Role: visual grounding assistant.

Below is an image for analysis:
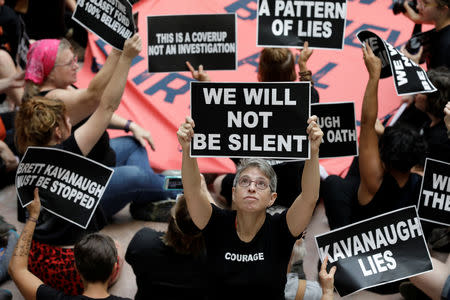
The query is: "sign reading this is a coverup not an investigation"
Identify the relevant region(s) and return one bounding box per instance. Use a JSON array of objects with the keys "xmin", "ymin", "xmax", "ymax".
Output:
[
  {"xmin": 16, "ymin": 147, "xmax": 114, "ymax": 229},
  {"xmin": 190, "ymin": 82, "xmax": 310, "ymax": 159},
  {"xmin": 147, "ymin": 14, "xmax": 237, "ymax": 73}
]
